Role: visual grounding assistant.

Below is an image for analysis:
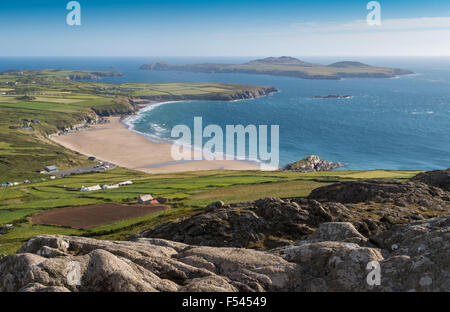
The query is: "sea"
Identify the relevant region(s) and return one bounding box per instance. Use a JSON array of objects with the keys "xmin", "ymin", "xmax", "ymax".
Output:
[{"xmin": 0, "ymin": 56, "xmax": 449, "ymax": 170}]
